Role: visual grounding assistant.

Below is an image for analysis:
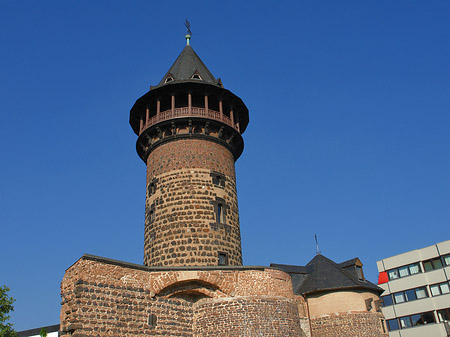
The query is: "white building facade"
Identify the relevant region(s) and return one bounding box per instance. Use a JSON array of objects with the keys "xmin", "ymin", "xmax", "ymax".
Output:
[
  {"xmin": 377, "ymin": 240, "xmax": 450, "ymax": 337},
  {"xmin": 17, "ymin": 324, "xmax": 59, "ymax": 337}
]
